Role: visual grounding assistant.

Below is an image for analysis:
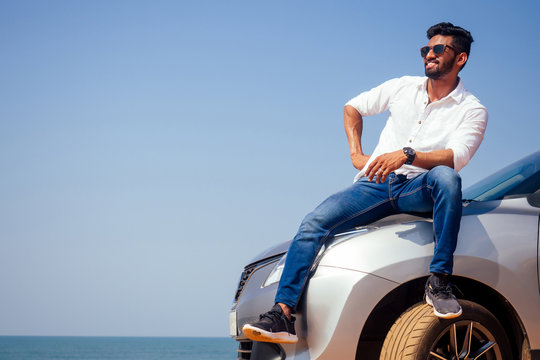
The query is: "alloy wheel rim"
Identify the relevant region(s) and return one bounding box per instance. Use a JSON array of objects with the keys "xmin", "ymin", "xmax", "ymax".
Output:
[{"xmin": 428, "ymin": 320, "xmax": 503, "ymax": 360}]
